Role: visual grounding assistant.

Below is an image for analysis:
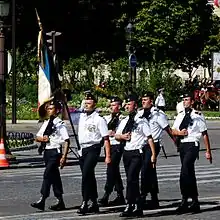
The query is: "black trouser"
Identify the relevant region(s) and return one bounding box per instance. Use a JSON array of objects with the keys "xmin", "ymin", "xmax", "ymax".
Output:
[
  {"xmin": 104, "ymin": 144, "xmax": 124, "ymax": 194},
  {"xmin": 40, "ymin": 148, "xmax": 63, "ymax": 198},
  {"xmin": 141, "ymin": 142, "xmax": 161, "ymax": 197},
  {"xmin": 179, "ymin": 142, "xmax": 199, "ymax": 199},
  {"xmin": 123, "ymin": 149, "xmax": 142, "ymax": 204},
  {"xmin": 79, "ymin": 145, "xmax": 101, "ymax": 202}
]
